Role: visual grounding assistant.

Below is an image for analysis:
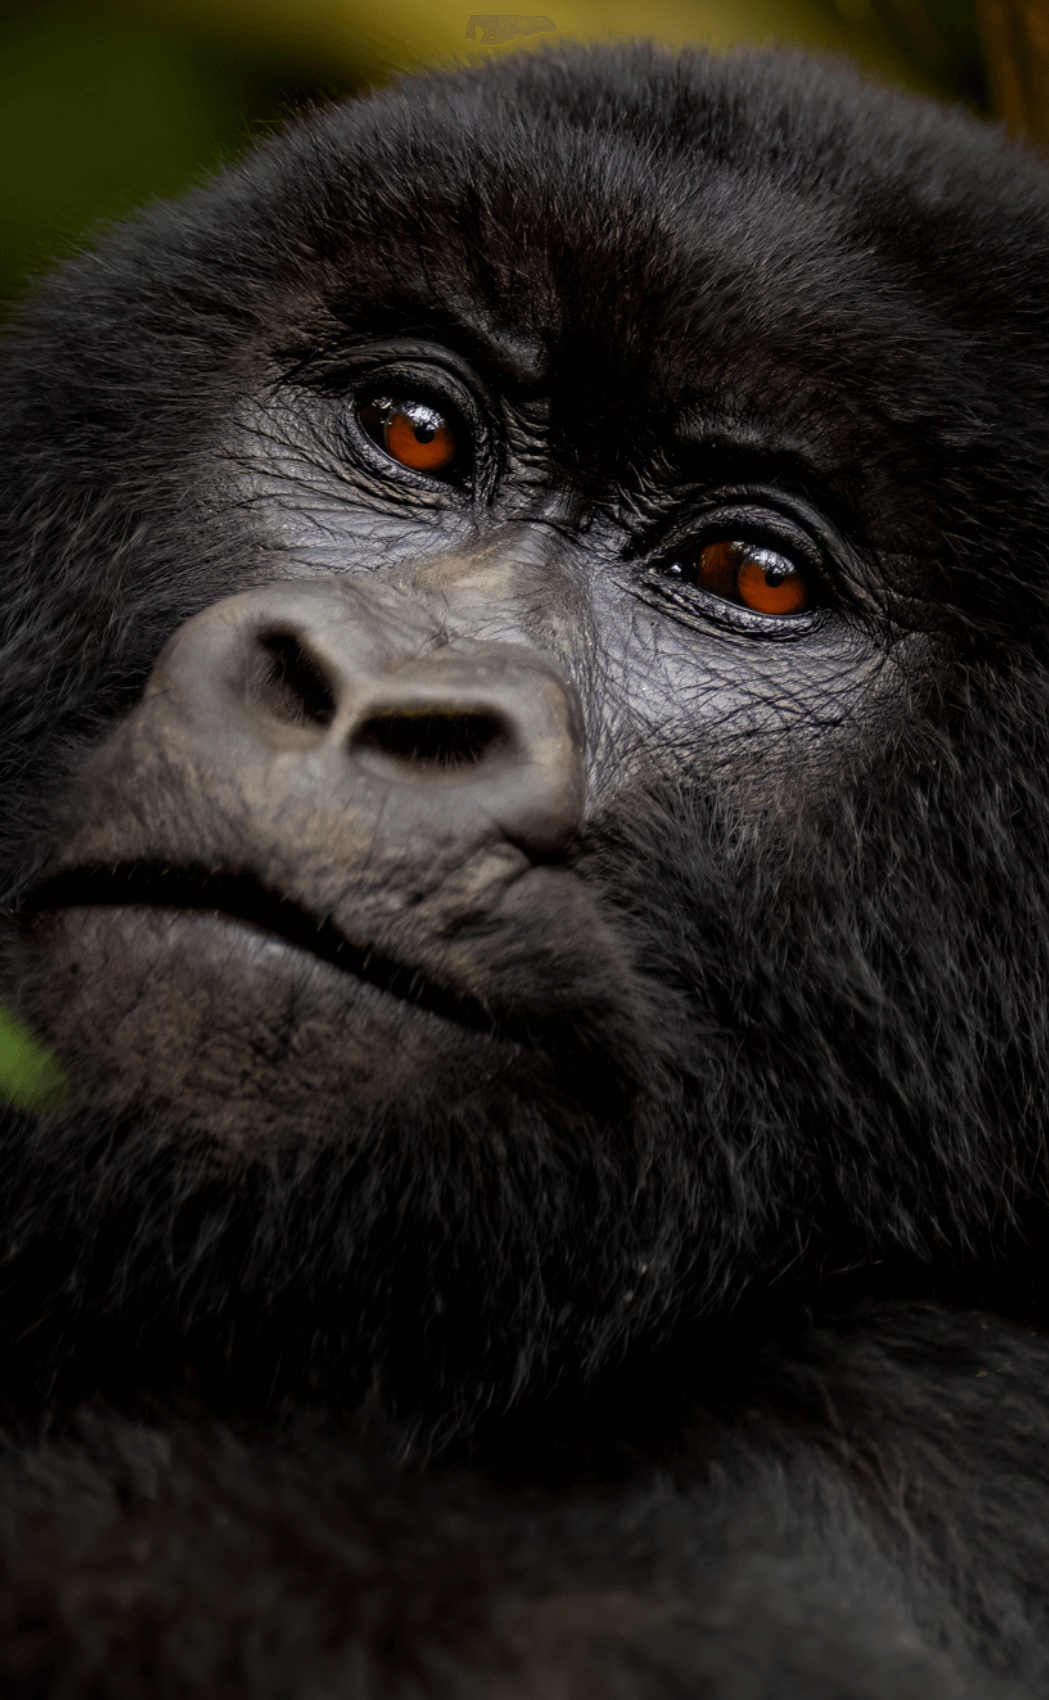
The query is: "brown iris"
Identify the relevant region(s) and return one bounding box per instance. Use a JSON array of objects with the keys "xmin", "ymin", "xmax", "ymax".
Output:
[
  {"xmin": 681, "ymin": 539, "xmax": 810, "ymax": 616},
  {"xmin": 359, "ymin": 398, "xmax": 458, "ymax": 474}
]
